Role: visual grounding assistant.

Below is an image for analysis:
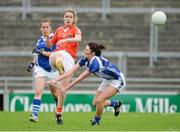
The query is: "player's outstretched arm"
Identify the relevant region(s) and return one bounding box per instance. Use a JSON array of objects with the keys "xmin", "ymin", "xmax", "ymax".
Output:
[
  {"xmin": 59, "ymin": 69, "xmax": 91, "ymax": 95},
  {"xmin": 32, "ymin": 48, "xmax": 52, "ymax": 57}
]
